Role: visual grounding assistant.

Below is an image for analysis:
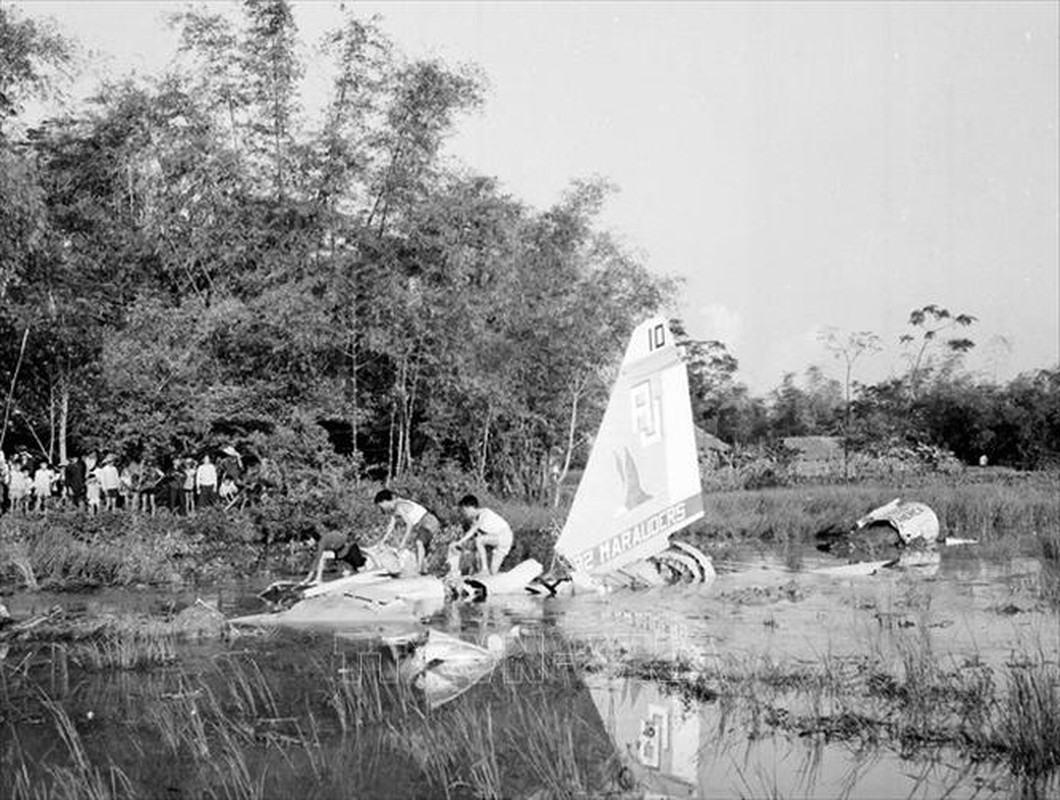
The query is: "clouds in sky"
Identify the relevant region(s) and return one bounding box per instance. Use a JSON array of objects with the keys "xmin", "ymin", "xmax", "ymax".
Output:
[{"xmin": 698, "ymin": 303, "xmax": 744, "ymax": 347}]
